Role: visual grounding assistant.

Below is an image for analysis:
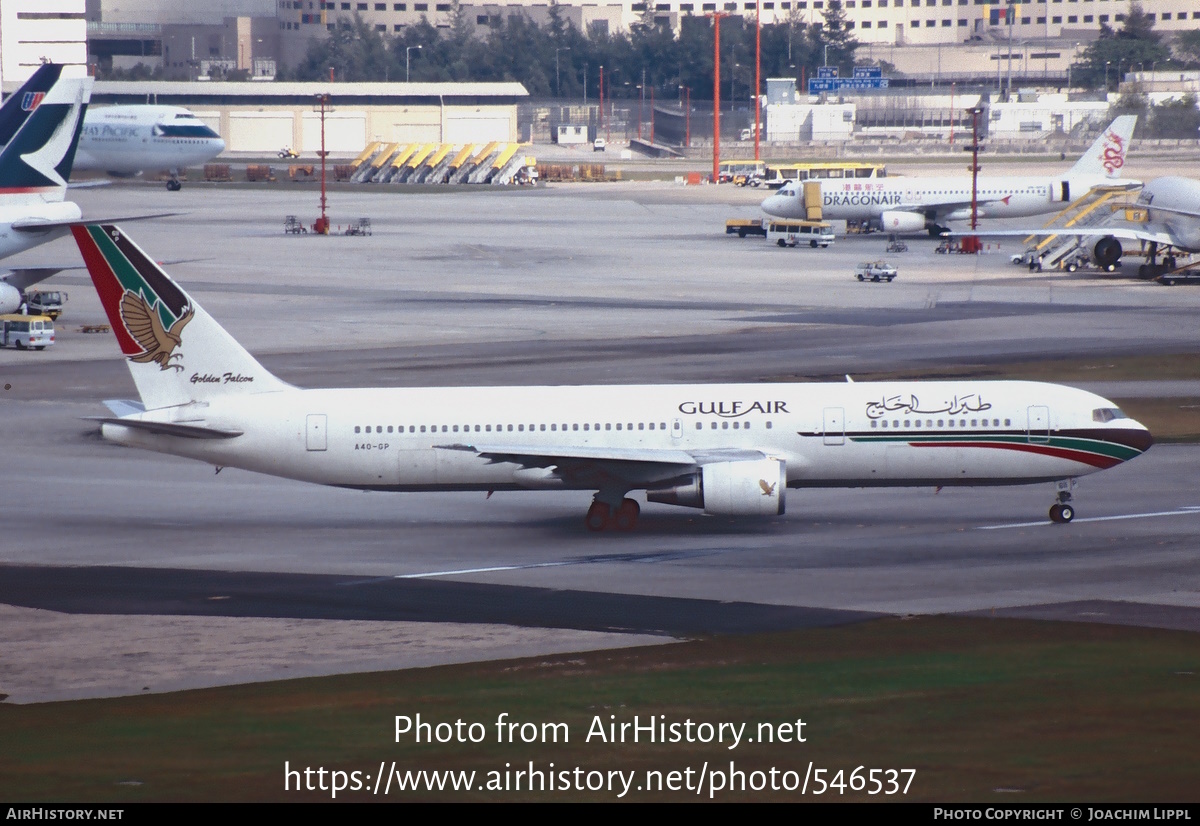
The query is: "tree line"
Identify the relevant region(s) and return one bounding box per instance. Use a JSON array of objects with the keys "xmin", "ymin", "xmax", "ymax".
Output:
[{"xmin": 285, "ymin": 0, "xmax": 861, "ymax": 103}]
